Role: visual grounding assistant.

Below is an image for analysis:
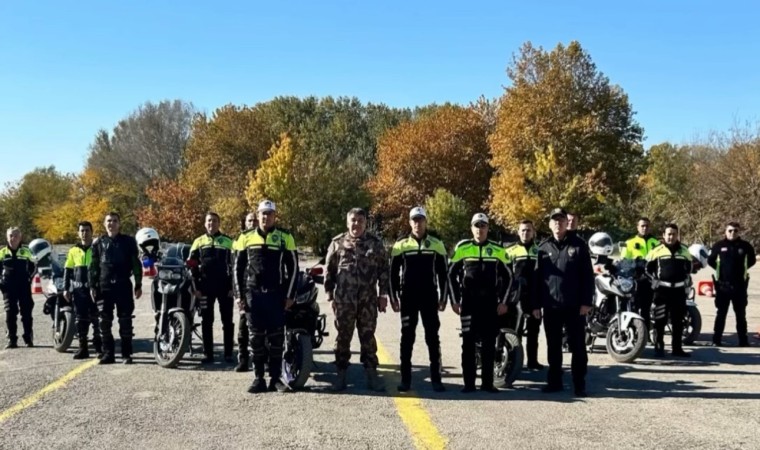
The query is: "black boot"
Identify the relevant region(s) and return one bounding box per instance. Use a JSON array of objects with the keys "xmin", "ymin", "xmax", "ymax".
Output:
[
  {"xmin": 235, "ymin": 354, "xmax": 250, "ymax": 372},
  {"xmin": 5, "ymin": 339, "xmax": 18, "ymax": 349},
  {"xmin": 73, "ymin": 338, "xmax": 89, "ymax": 359},
  {"xmin": 201, "ymin": 323, "xmax": 214, "ymax": 363},
  {"xmin": 99, "ymin": 339, "xmax": 116, "ymax": 364}
]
